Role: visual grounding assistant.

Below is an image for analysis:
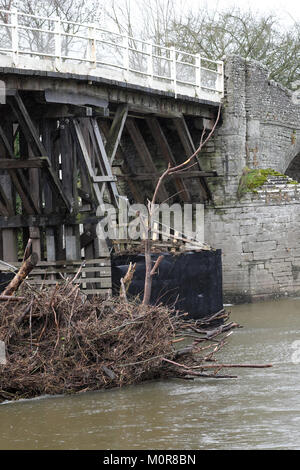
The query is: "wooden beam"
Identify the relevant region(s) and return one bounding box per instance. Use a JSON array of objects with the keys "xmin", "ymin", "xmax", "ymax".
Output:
[
  {"xmin": 0, "ymin": 213, "xmax": 120, "ymax": 229},
  {"xmin": 91, "ymin": 118, "xmax": 120, "ymax": 207},
  {"xmin": 173, "ymin": 116, "xmax": 212, "ymax": 200},
  {"xmin": 146, "ymin": 117, "xmax": 191, "ymax": 202},
  {"xmin": 99, "ymin": 120, "xmax": 144, "ymax": 204},
  {"xmin": 0, "ymin": 183, "xmax": 14, "ymax": 215},
  {"xmin": 0, "ymin": 124, "xmax": 39, "ymax": 214},
  {"xmin": 78, "ymin": 187, "xmax": 93, "ymax": 204},
  {"xmin": 7, "ymin": 92, "xmax": 46, "ymax": 157},
  {"xmin": 125, "ymin": 118, "xmax": 169, "ymax": 202},
  {"xmin": 93, "ymin": 175, "xmax": 117, "ymax": 183},
  {"xmin": 0, "ymin": 198, "xmax": 10, "ymax": 216},
  {"xmin": 105, "ymin": 105, "xmax": 128, "ymax": 164},
  {"xmin": 80, "ymin": 225, "xmax": 97, "ymax": 248},
  {"xmin": 7, "ymin": 92, "xmax": 72, "ymax": 212},
  {"xmin": 117, "ymin": 170, "xmax": 218, "ymax": 180},
  {"xmin": 0, "ymin": 157, "xmax": 50, "ymax": 169},
  {"xmin": 71, "ymin": 118, "xmax": 104, "ymax": 207}
]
